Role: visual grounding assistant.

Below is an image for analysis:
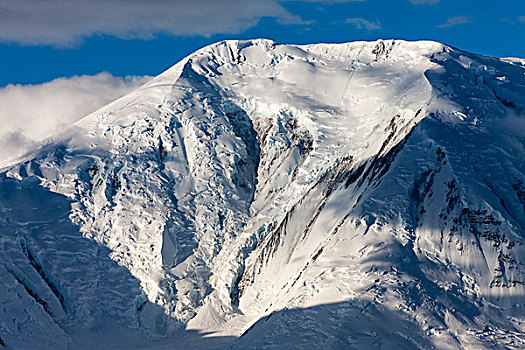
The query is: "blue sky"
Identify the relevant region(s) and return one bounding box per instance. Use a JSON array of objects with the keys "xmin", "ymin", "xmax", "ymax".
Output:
[{"xmin": 1, "ymin": 0, "xmax": 524, "ymax": 86}]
